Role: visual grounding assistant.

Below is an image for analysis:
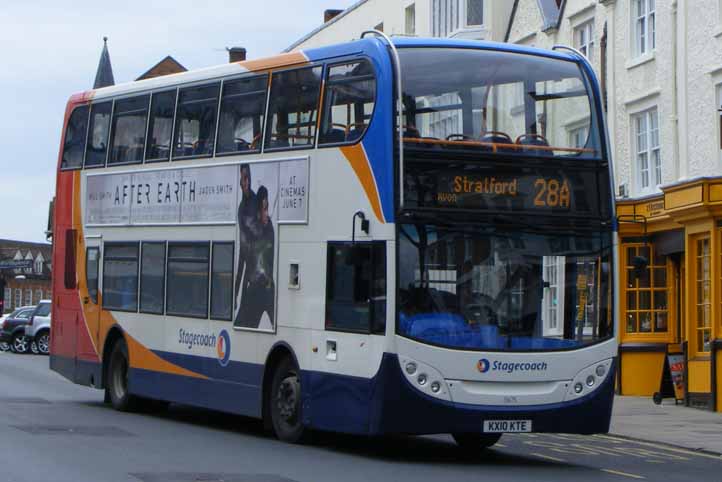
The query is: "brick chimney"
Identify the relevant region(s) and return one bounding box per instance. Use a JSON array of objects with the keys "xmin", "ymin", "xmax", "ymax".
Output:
[
  {"xmin": 324, "ymin": 9, "xmax": 343, "ymax": 23},
  {"xmin": 228, "ymin": 47, "xmax": 247, "ymax": 63}
]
